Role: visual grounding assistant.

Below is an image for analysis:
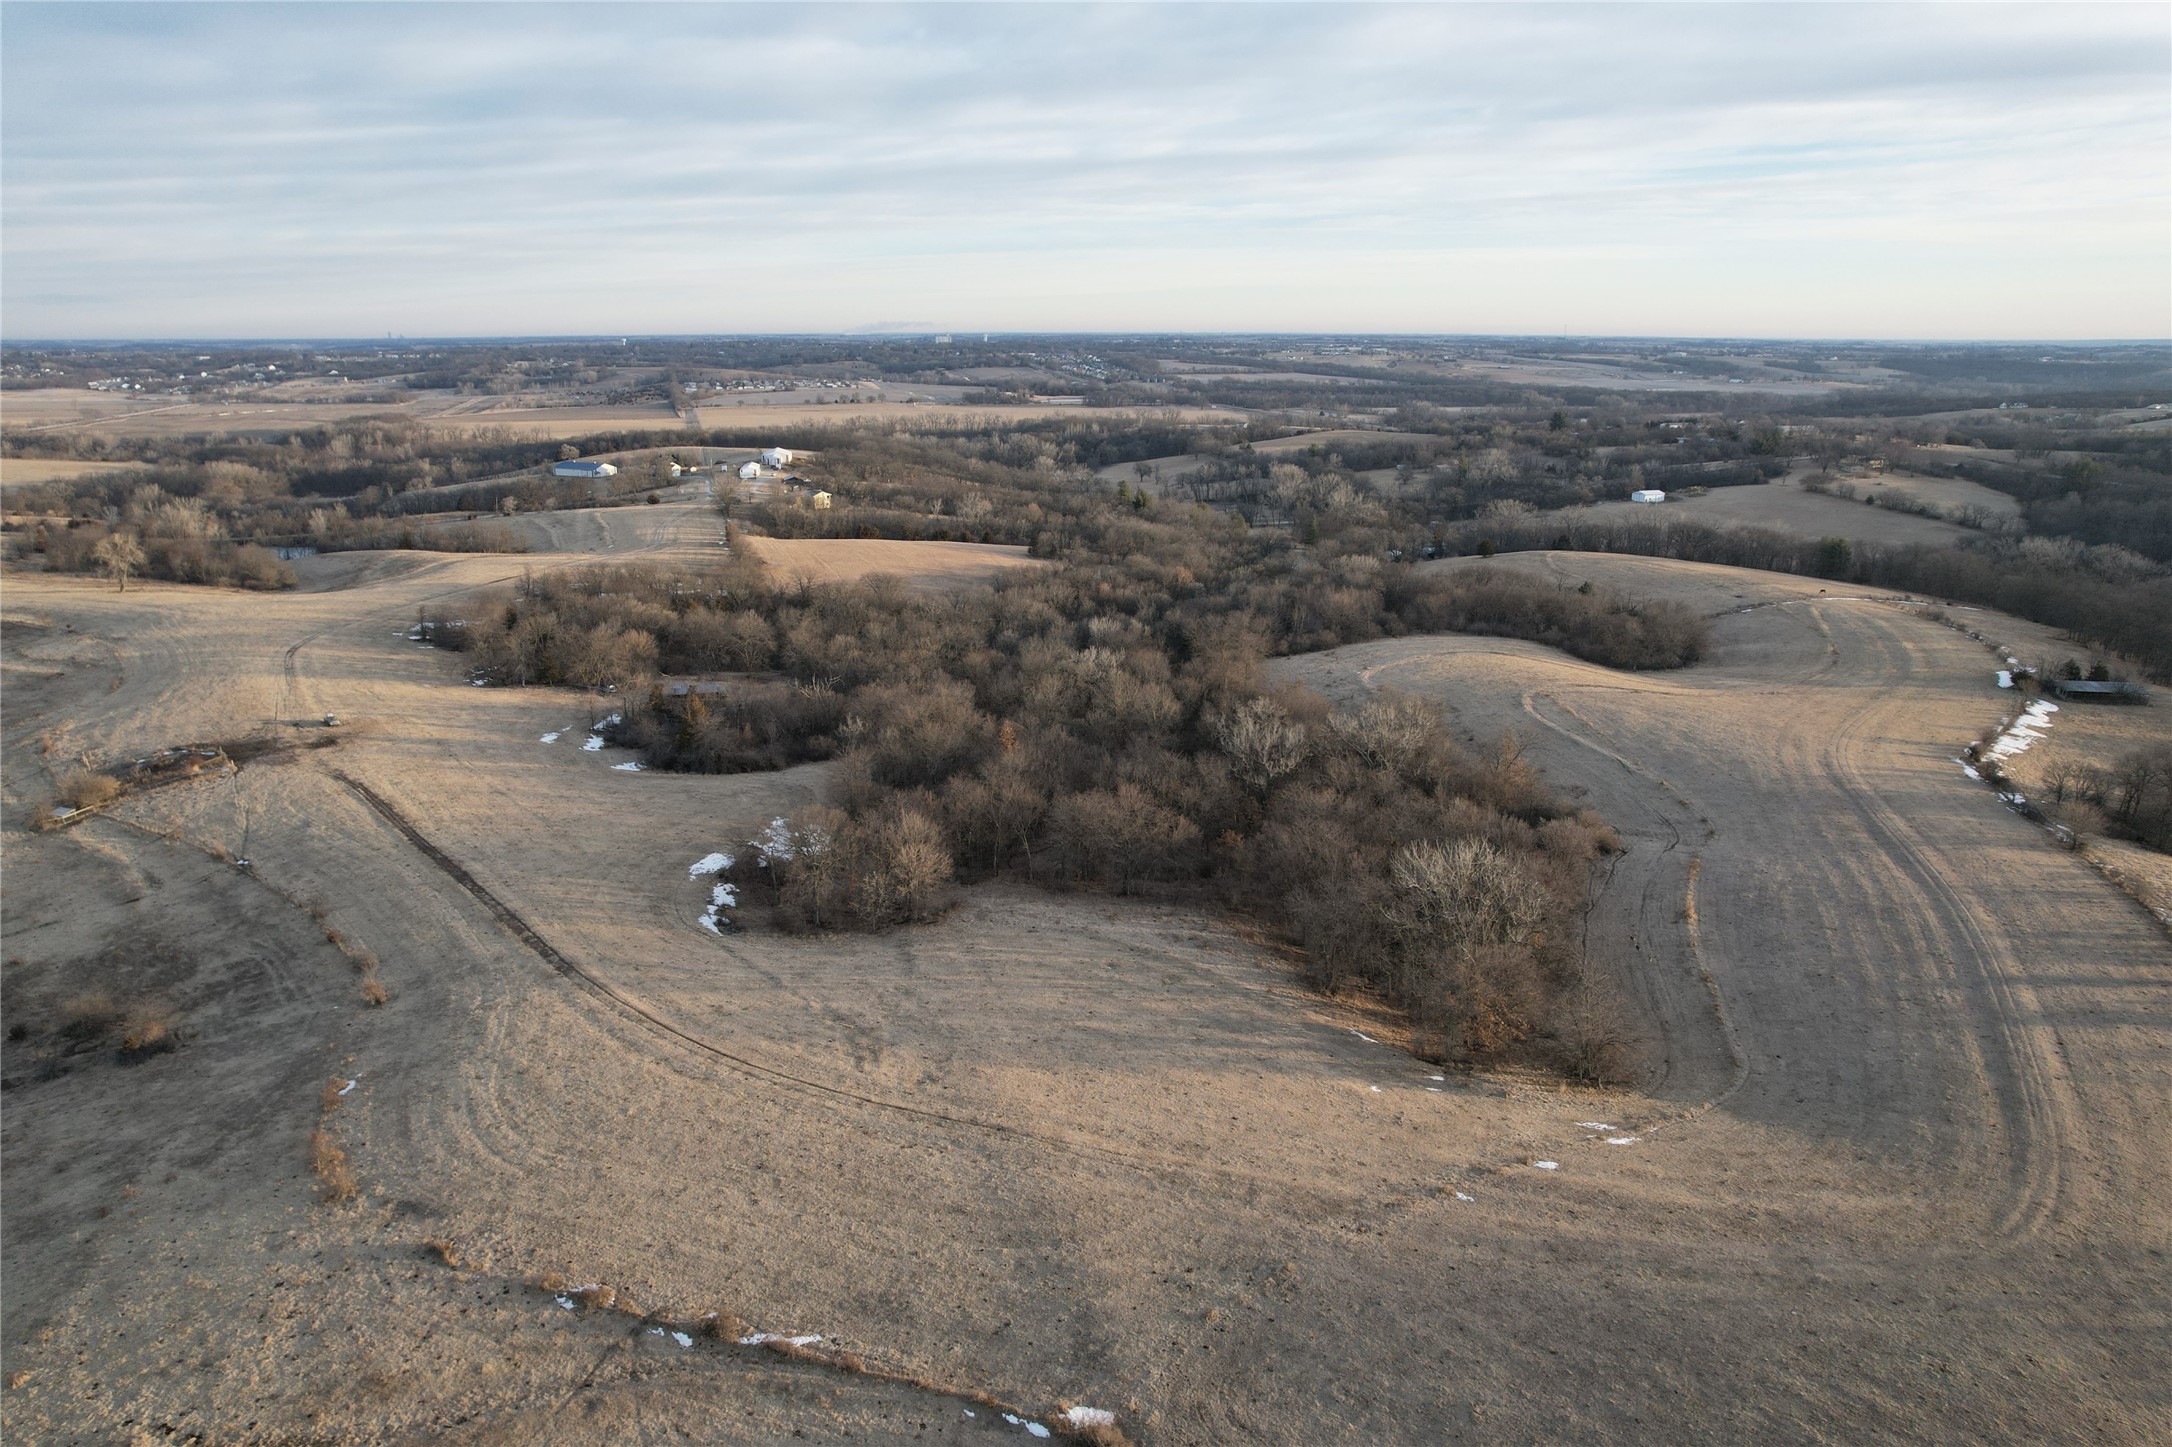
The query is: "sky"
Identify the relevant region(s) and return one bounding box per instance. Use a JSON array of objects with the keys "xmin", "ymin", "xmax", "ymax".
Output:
[{"xmin": 3, "ymin": 2, "xmax": 2167, "ymax": 341}]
